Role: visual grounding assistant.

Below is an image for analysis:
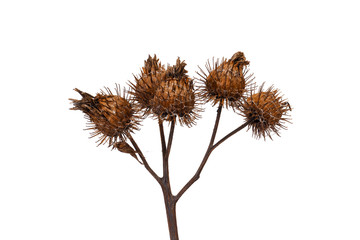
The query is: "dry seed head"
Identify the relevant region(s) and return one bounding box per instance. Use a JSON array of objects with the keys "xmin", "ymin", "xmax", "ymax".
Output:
[
  {"xmin": 241, "ymin": 83, "xmax": 291, "ymax": 140},
  {"xmin": 70, "ymin": 85, "xmax": 141, "ymax": 147},
  {"xmin": 198, "ymin": 51, "xmax": 254, "ymax": 109},
  {"xmin": 151, "ymin": 58, "xmax": 200, "ymax": 127},
  {"xmin": 129, "ymin": 55, "xmax": 165, "ymax": 115}
]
